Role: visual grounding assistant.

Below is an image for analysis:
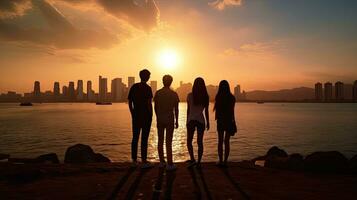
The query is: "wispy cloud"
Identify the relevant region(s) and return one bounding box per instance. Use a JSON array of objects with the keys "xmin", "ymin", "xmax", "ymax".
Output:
[
  {"xmin": 209, "ymin": 0, "xmax": 242, "ymax": 11},
  {"xmin": 0, "ymin": 0, "xmax": 32, "ymax": 18},
  {"xmin": 221, "ymin": 40, "xmax": 287, "ymax": 58}
]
